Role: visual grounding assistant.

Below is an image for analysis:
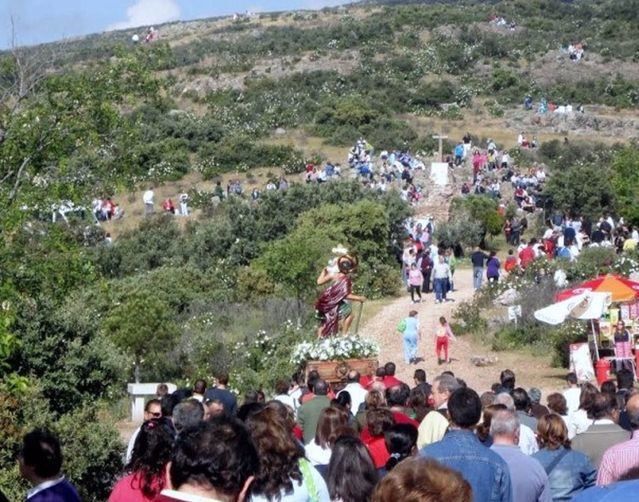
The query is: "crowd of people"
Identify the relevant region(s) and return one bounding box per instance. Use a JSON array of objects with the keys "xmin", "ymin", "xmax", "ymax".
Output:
[
  {"xmin": 346, "ymin": 138, "xmax": 427, "ymax": 205},
  {"xmin": 15, "ymin": 364, "xmax": 639, "ymax": 502}
]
